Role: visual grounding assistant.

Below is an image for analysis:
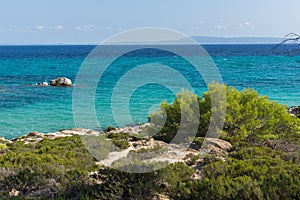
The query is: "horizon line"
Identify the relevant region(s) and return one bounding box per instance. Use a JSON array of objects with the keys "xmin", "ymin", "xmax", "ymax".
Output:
[{"xmin": 0, "ymin": 36, "xmax": 288, "ymax": 46}]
